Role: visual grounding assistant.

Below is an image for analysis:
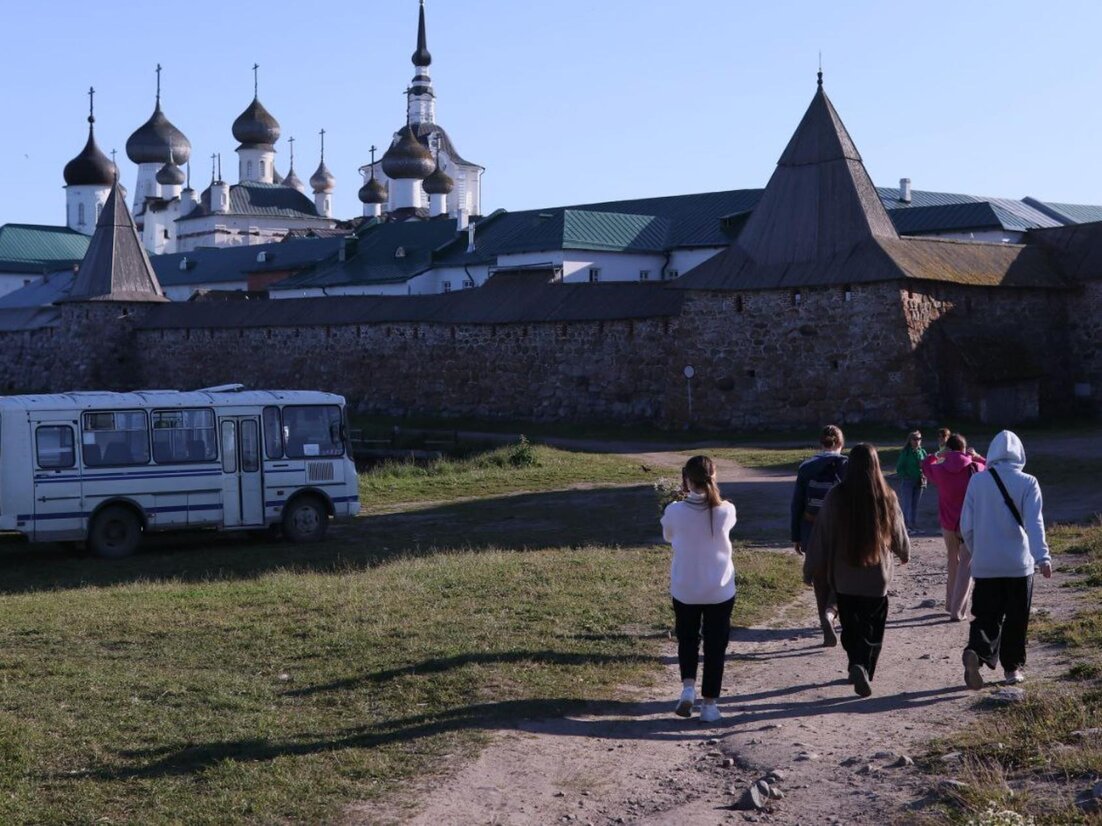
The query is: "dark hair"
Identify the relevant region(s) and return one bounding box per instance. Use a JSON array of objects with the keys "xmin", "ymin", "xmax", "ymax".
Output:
[
  {"xmin": 831, "ymin": 444, "xmax": 901, "ymax": 568},
  {"xmin": 820, "ymin": 425, "xmax": 844, "ymax": 450},
  {"xmin": 683, "ymin": 455, "xmax": 723, "ymax": 534},
  {"xmin": 937, "ymin": 428, "xmax": 951, "ymax": 441},
  {"xmin": 946, "ymin": 433, "xmax": 967, "ymax": 452}
]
